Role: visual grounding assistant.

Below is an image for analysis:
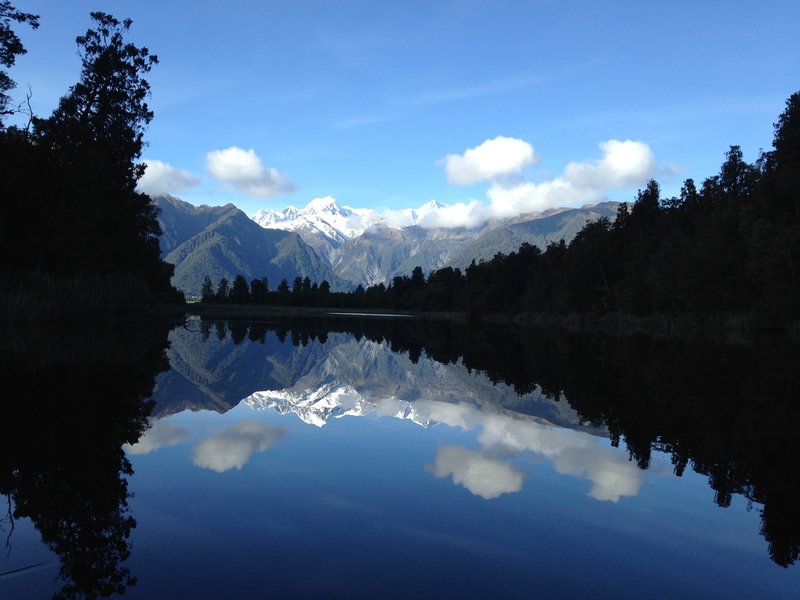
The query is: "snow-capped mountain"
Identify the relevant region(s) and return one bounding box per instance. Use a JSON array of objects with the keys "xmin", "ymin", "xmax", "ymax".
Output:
[
  {"xmin": 383, "ymin": 199, "xmax": 447, "ymax": 227},
  {"xmin": 252, "ymin": 196, "xmax": 385, "ymax": 244},
  {"xmin": 251, "ymin": 196, "xmax": 450, "ymax": 241},
  {"xmin": 155, "ymin": 193, "xmax": 619, "ymax": 294},
  {"xmin": 251, "ymin": 196, "xmax": 386, "ymax": 263},
  {"xmin": 249, "ymin": 196, "xmax": 619, "ymax": 288}
]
